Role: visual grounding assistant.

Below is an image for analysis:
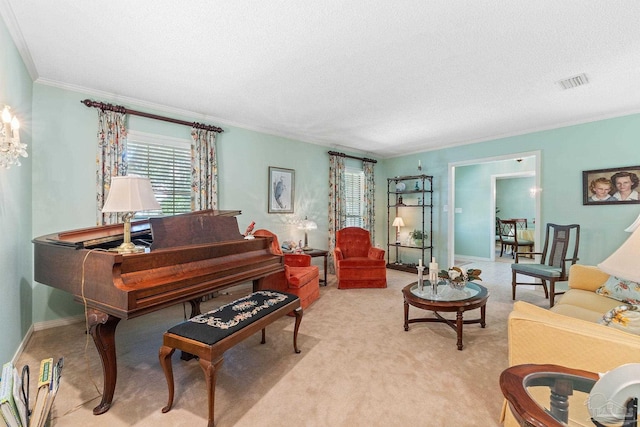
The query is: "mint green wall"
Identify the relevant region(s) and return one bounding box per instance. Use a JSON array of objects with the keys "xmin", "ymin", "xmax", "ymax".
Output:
[
  {"xmin": 454, "ymin": 159, "xmax": 535, "ymax": 259},
  {"xmin": 0, "ymin": 15, "xmax": 33, "ymax": 364},
  {"xmin": 386, "ymin": 115, "xmax": 640, "ymax": 266},
  {"xmin": 496, "ymin": 177, "xmax": 535, "ymax": 223}
]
